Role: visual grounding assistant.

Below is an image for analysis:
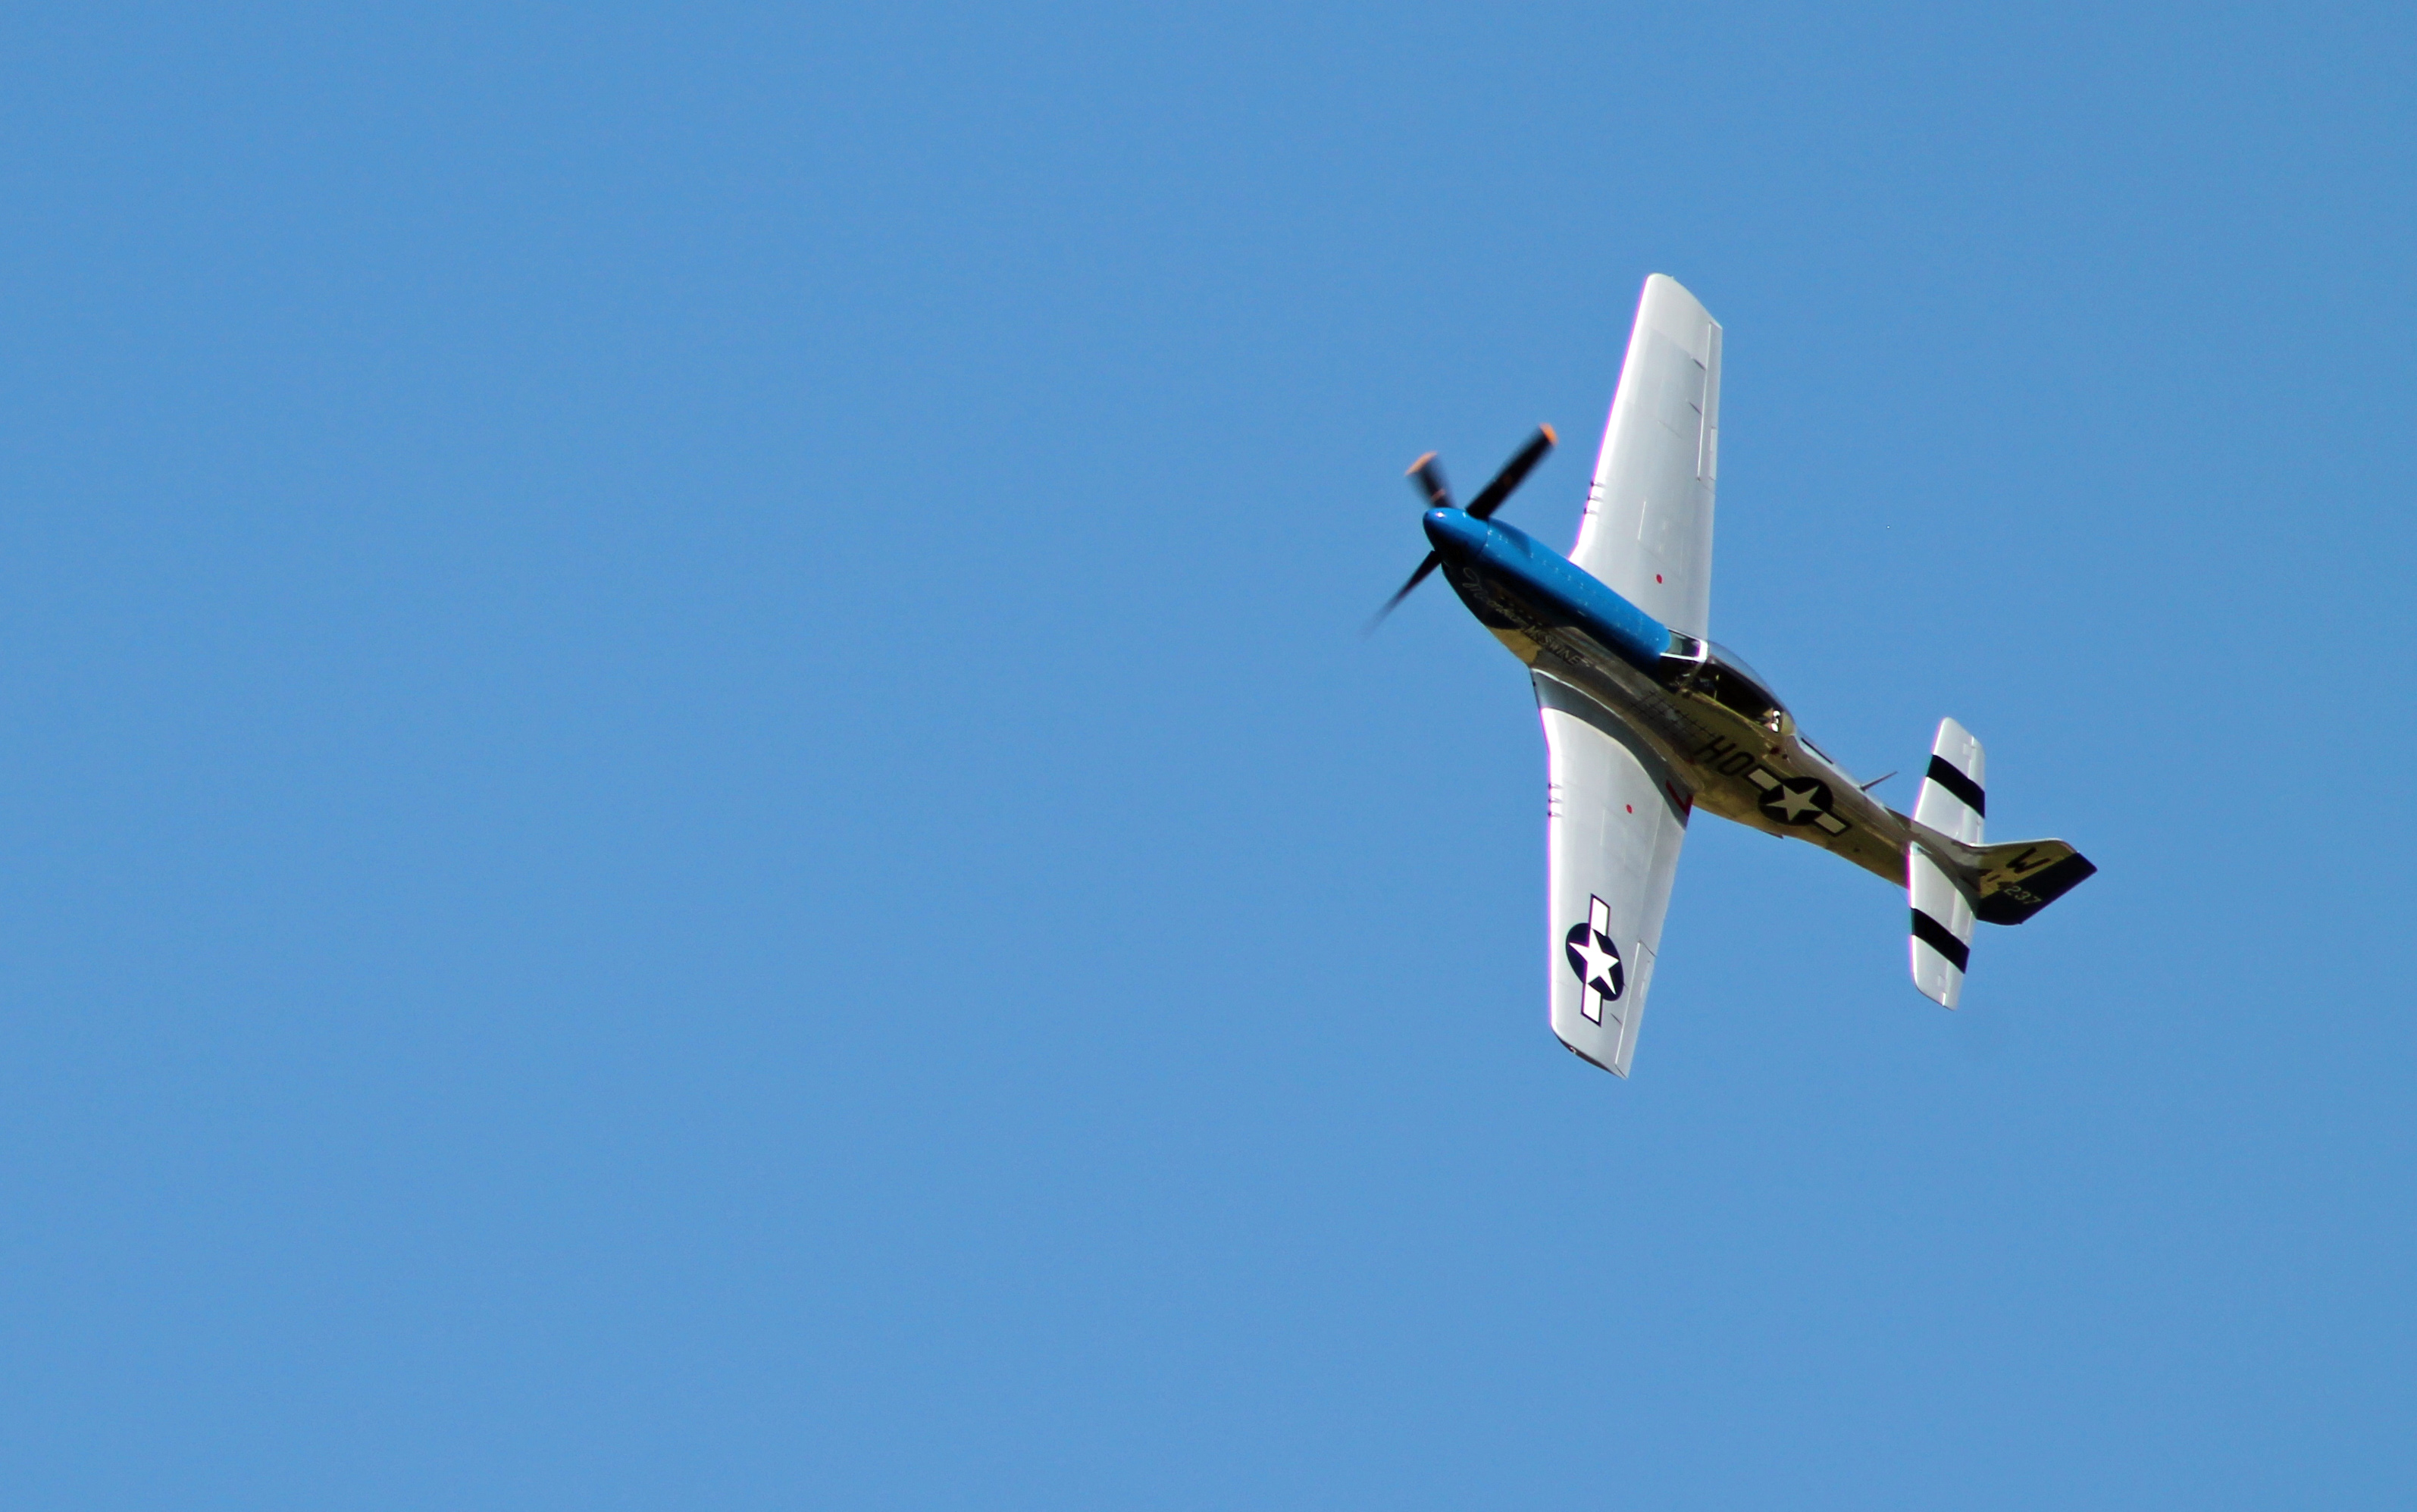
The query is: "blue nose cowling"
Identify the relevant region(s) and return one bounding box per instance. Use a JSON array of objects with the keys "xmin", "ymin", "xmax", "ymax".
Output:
[
  {"xmin": 1417, "ymin": 506, "xmax": 1673, "ymax": 675},
  {"xmin": 1422, "ymin": 506, "xmax": 1486, "ymax": 562}
]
